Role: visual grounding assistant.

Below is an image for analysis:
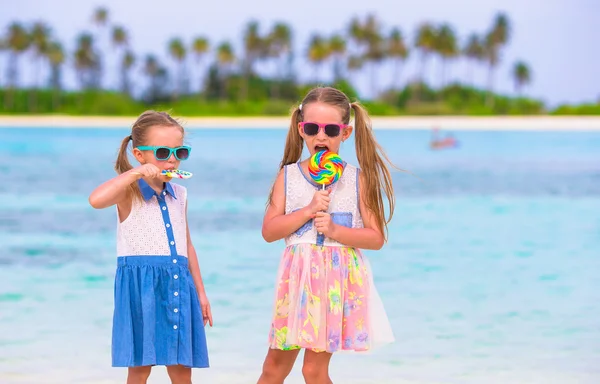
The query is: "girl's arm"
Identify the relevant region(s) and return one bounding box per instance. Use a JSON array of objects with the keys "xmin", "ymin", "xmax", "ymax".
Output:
[
  {"xmin": 88, "ymin": 169, "xmax": 140, "ymax": 209},
  {"xmin": 316, "ymin": 172, "xmax": 385, "ymax": 250},
  {"xmin": 89, "ymin": 163, "xmax": 162, "ymax": 221},
  {"xmin": 185, "ymin": 199, "xmax": 213, "ymax": 327},
  {"xmin": 261, "ymin": 169, "xmax": 329, "ymax": 243}
]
